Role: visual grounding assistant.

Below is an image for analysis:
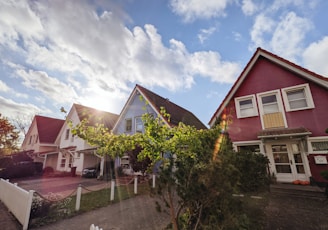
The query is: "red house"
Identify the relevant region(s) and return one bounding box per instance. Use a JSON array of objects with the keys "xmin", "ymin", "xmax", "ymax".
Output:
[{"xmin": 209, "ymin": 48, "xmax": 328, "ymax": 184}]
